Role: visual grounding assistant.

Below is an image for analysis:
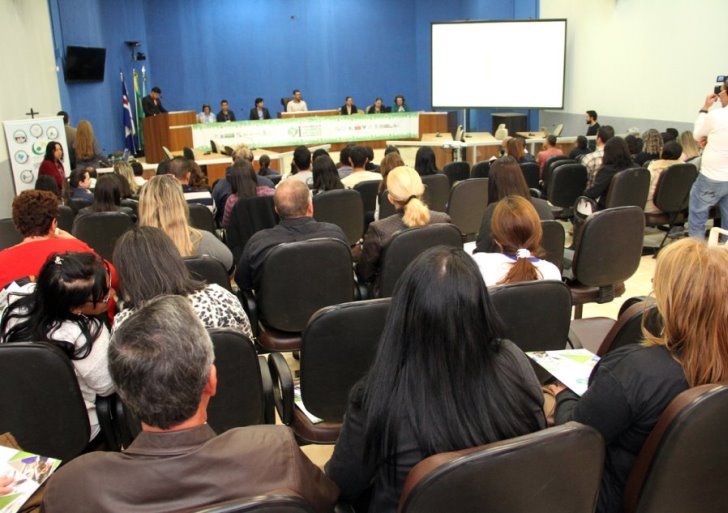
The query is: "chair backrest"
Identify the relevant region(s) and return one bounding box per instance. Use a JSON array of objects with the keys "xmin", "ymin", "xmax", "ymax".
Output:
[
  {"xmin": 540, "ymin": 220, "xmax": 565, "ymax": 273},
  {"xmin": 353, "ymin": 180, "xmax": 381, "ymax": 214},
  {"xmin": 519, "ymin": 162, "xmax": 540, "ymax": 189},
  {"xmin": 604, "ymin": 167, "xmax": 651, "ymax": 209},
  {"xmin": 300, "ymin": 298, "xmax": 390, "ymax": 421},
  {"xmin": 312, "ymin": 189, "xmax": 364, "ymax": 245},
  {"xmin": 226, "ymin": 196, "xmax": 278, "ymax": 264},
  {"xmin": 210, "ymin": 139, "xmax": 219, "ymax": 153},
  {"xmin": 652, "ymin": 163, "xmax": 698, "ymax": 214},
  {"xmin": 0, "ymin": 218, "xmax": 22, "ymax": 251},
  {"xmin": 624, "ymin": 384, "xmax": 728, "ymax": 513},
  {"xmin": 399, "ymin": 422, "xmax": 604, "ymax": 513},
  {"xmin": 446, "ymin": 178, "xmax": 488, "ymax": 241},
  {"xmin": 547, "ymin": 163, "xmax": 588, "ymax": 209},
  {"xmin": 189, "ymin": 202, "xmax": 217, "ymax": 233},
  {"xmin": 120, "ymin": 198, "xmax": 139, "ymax": 219},
  {"xmin": 258, "ymin": 238, "xmax": 354, "ymax": 332},
  {"xmin": 269, "ymin": 175, "xmax": 282, "ymax": 186},
  {"xmin": 489, "ymin": 280, "xmax": 571, "ymax": 381},
  {"xmin": 378, "ymin": 190, "xmax": 396, "ymax": 219},
  {"xmin": 183, "ymin": 147, "xmax": 196, "ymax": 161},
  {"xmin": 162, "ymin": 146, "xmax": 174, "ymax": 160},
  {"xmin": 379, "ymin": 224, "xmax": 463, "ymax": 297},
  {"xmin": 542, "ymin": 157, "xmax": 575, "ymax": 193},
  {"xmin": 572, "ymin": 206, "xmax": 645, "ymax": 287},
  {"xmin": 184, "ymin": 255, "xmax": 232, "ymax": 291},
  {"xmin": 189, "ymin": 494, "xmax": 316, "ymax": 513},
  {"xmin": 71, "ymin": 211, "xmax": 135, "ymax": 261},
  {"xmin": 57, "ymin": 205, "xmax": 75, "ymax": 232},
  {"xmin": 0, "ymin": 342, "xmax": 90, "ymax": 461},
  {"xmin": 597, "ymin": 299, "xmax": 660, "ymax": 356},
  {"xmin": 442, "ymin": 161, "xmax": 470, "ymax": 186},
  {"xmin": 552, "ymin": 123, "xmax": 564, "ymax": 137},
  {"xmin": 68, "ymin": 197, "xmax": 92, "ymax": 214},
  {"xmin": 420, "ymin": 174, "xmax": 450, "ymax": 212},
  {"xmin": 470, "ymin": 160, "xmax": 490, "ymax": 179},
  {"xmin": 206, "ymin": 329, "xmax": 270, "ymax": 431}
]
